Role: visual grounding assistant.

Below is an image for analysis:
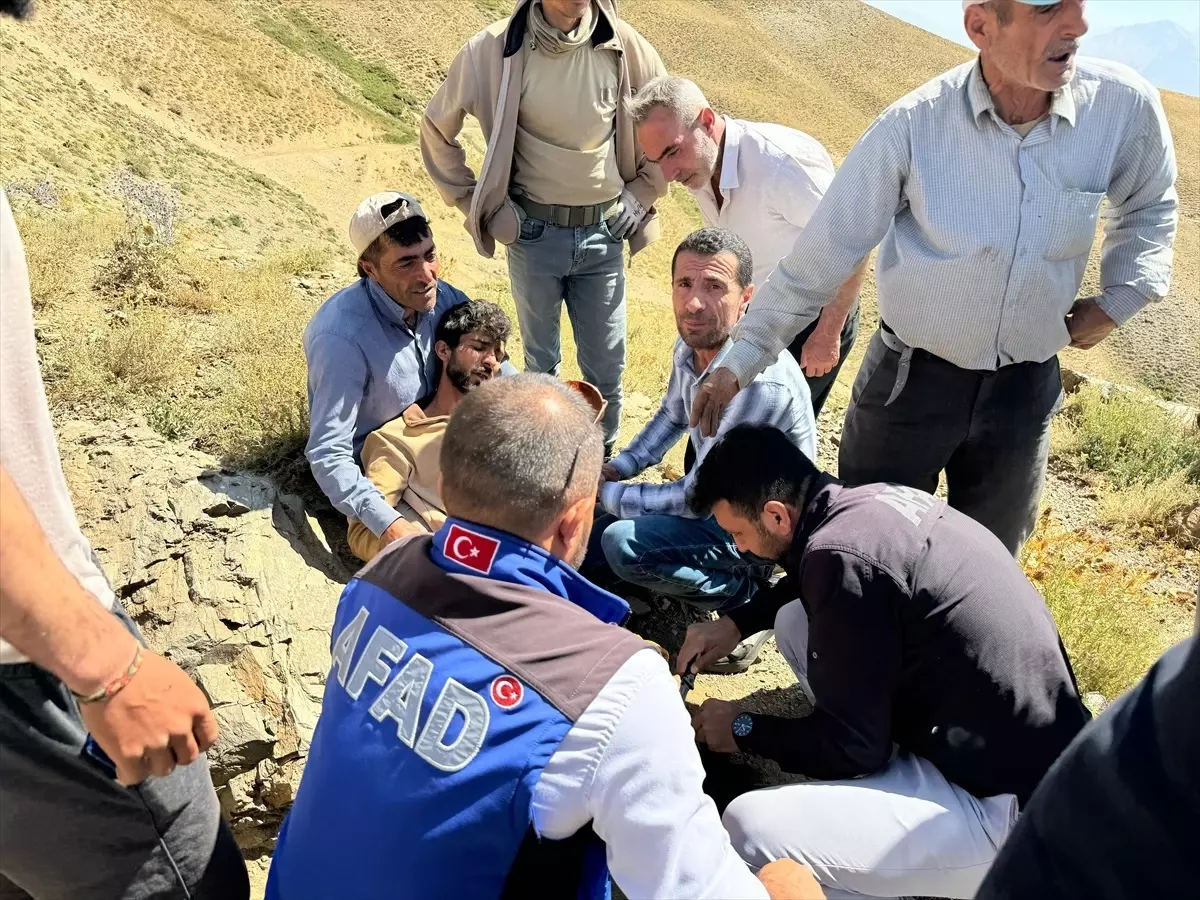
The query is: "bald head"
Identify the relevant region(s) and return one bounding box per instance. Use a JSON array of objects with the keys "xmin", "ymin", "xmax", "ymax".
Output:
[{"xmin": 440, "ymin": 374, "xmax": 604, "ymax": 543}]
